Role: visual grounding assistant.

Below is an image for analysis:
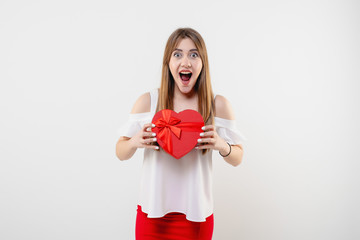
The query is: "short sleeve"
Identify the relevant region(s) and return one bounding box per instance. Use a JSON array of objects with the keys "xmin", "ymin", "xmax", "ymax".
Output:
[
  {"xmin": 215, "ymin": 117, "xmax": 248, "ymax": 145},
  {"xmin": 116, "ymin": 112, "xmax": 153, "ymax": 139}
]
